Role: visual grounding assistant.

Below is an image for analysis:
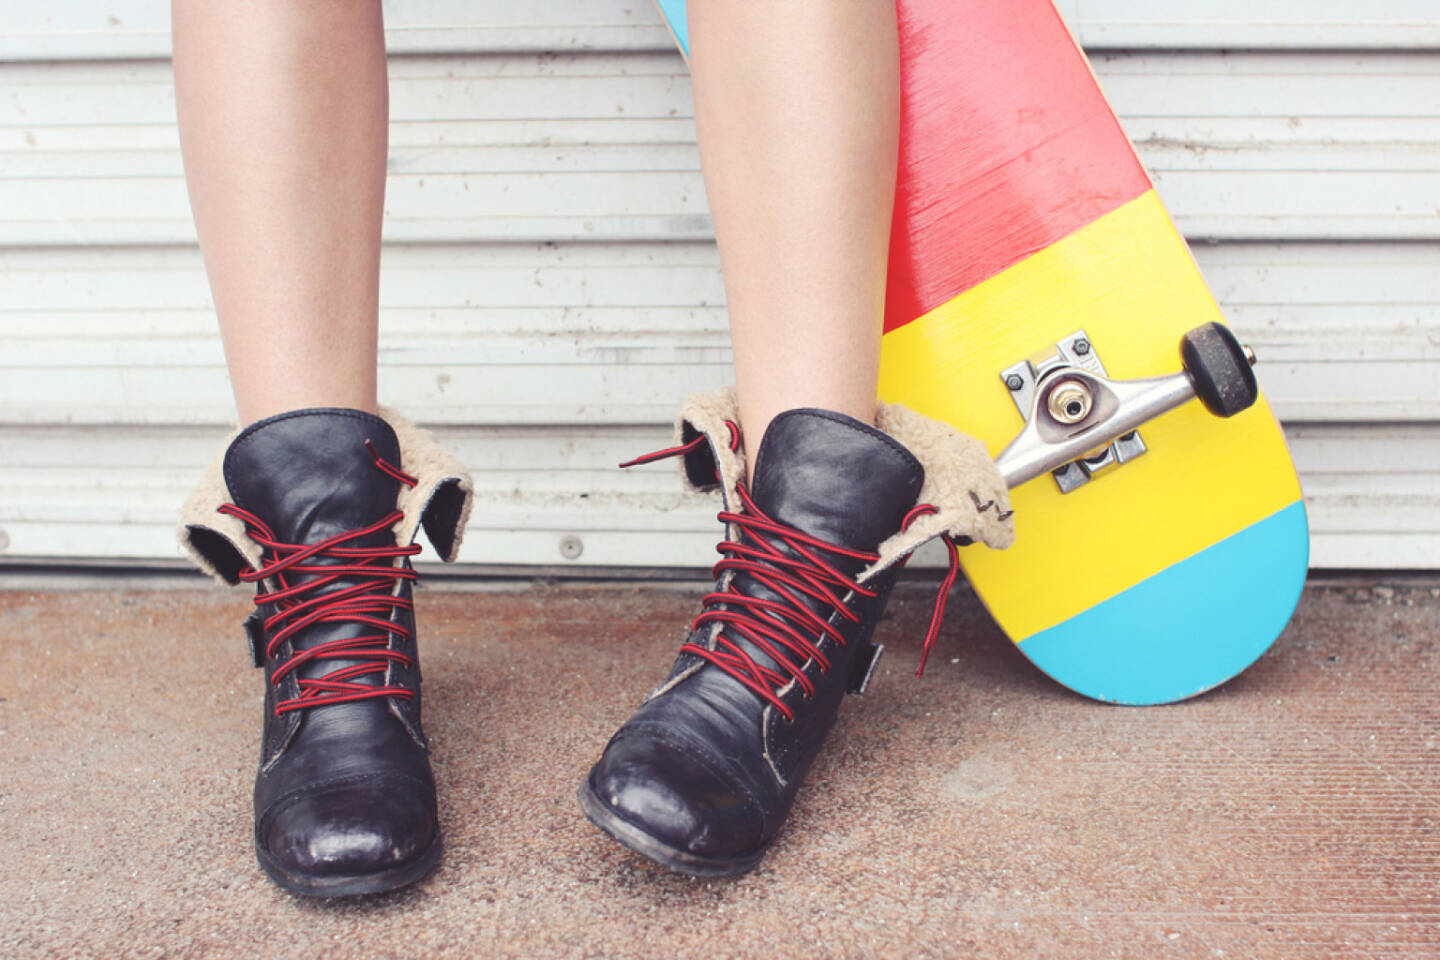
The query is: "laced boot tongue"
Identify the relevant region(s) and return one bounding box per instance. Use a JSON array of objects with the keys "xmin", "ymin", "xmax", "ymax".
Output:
[
  {"xmin": 223, "ymin": 409, "xmax": 408, "ymax": 699},
  {"xmin": 749, "ymin": 409, "xmax": 924, "ymax": 556},
  {"xmin": 715, "ymin": 409, "xmax": 925, "ymax": 685},
  {"xmin": 224, "ymin": 409, "xmax": 403, "ymax": 547}
]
